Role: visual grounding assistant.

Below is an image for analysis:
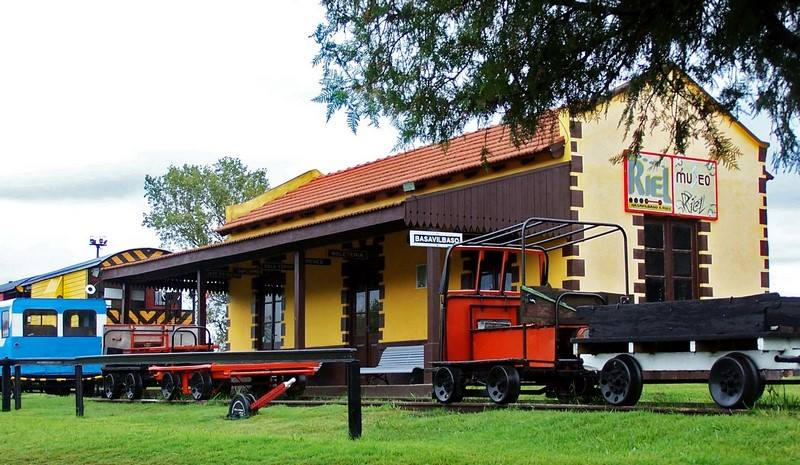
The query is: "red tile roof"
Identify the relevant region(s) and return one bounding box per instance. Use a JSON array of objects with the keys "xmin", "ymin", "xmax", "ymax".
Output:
[{"xmin": 218, "ymin": 115, "xmax": 563, "ymax": 234}]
